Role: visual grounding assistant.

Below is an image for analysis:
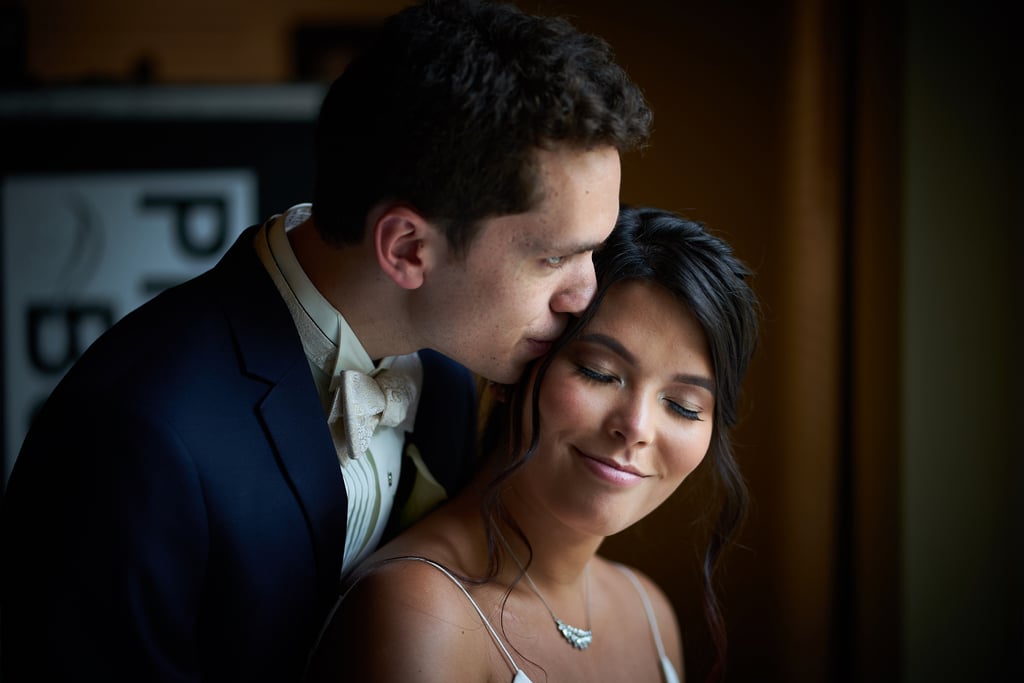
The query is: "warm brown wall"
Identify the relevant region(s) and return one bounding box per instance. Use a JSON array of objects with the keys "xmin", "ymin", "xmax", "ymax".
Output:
[{"xmin": 18, "ymin": 0, "xmax": 410, "ymax": 83}]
